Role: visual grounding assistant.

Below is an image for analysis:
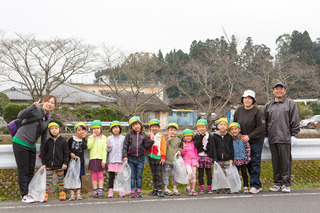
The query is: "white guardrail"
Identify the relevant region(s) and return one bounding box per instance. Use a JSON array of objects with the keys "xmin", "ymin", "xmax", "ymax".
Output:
[
  {"xmin": 1, "ymin": 139, "xmax": 320, "ymax": 169},
  {"xmin": 65, "ymin": 122, "xmax": 129, "ymax": 131}
]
